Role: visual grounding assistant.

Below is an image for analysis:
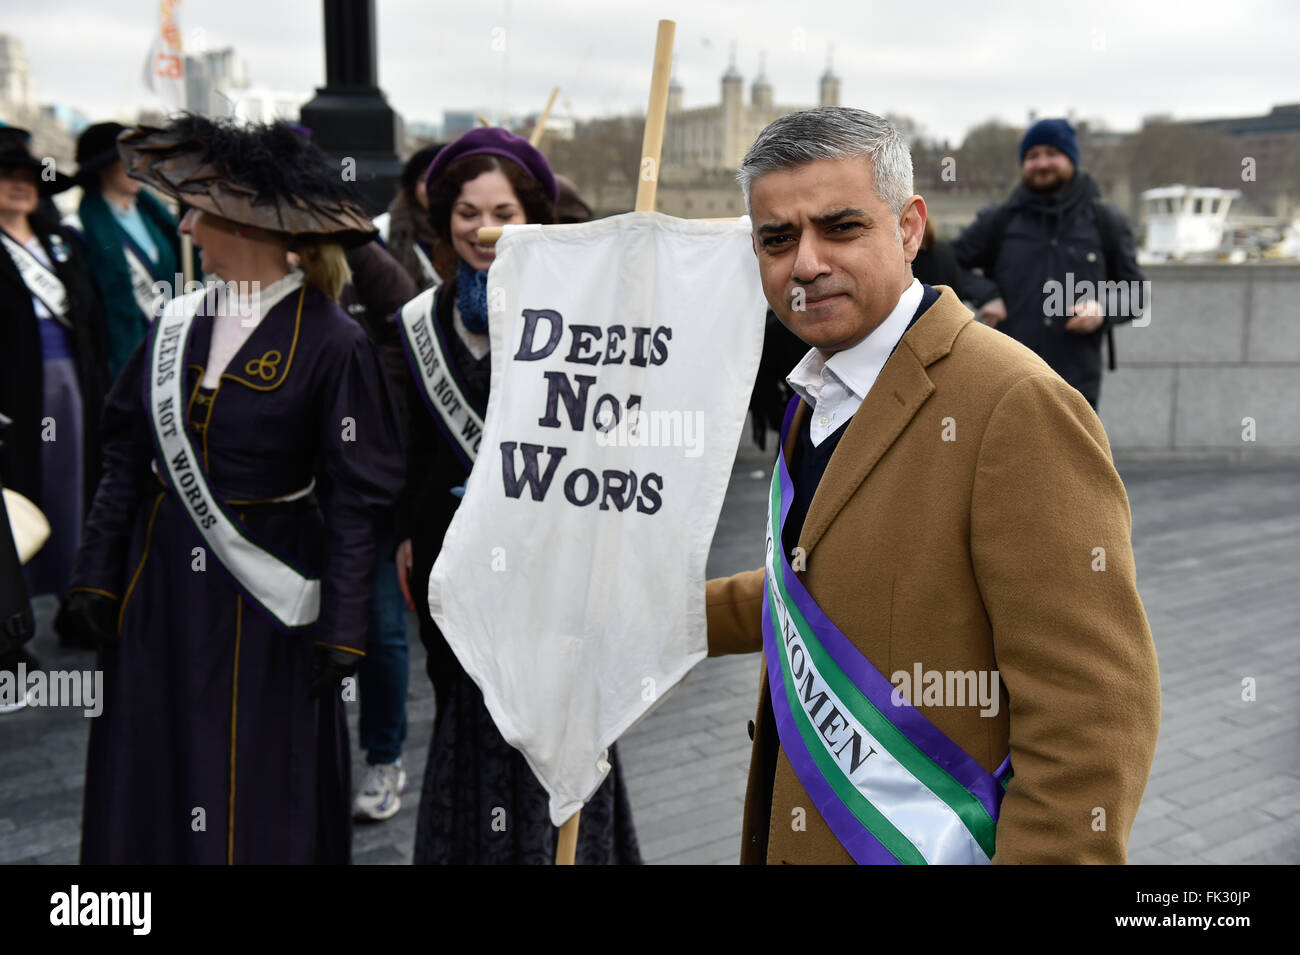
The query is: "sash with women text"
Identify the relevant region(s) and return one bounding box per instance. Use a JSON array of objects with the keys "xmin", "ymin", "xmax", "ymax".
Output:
[{"xmin": 764, "ymin": 397, "xmax": 1012, "ymax": 863}]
